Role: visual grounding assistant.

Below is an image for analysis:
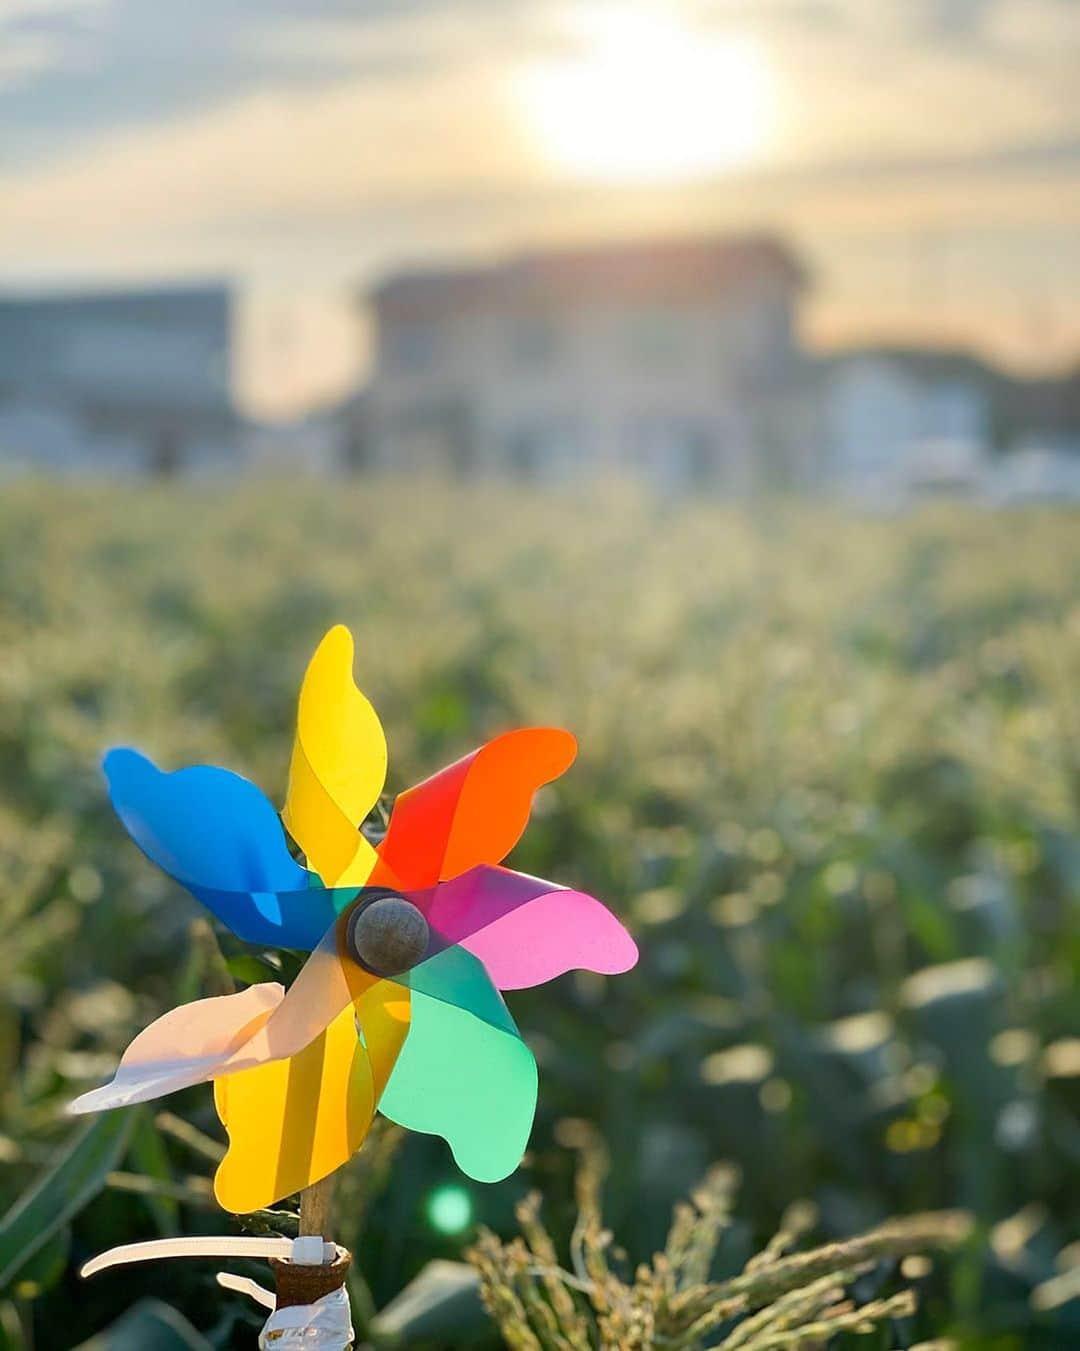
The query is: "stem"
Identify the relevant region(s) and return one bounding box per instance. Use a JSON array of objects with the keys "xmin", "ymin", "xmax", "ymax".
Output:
[{"xmin": 299, "ymin": 1172, "xmax": 339, "ymax": 1239}]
